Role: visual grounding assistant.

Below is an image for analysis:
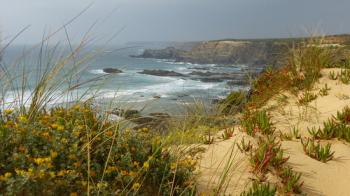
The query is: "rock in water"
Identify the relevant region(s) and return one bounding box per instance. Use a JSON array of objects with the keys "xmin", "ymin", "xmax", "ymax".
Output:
[
  {"xmin": 103, "ymin": 68, "xmax": 123, "ymax": 74},
  {"xmin": 138, "ymin": 70, "xmax": 185, "ymax": 77}
]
